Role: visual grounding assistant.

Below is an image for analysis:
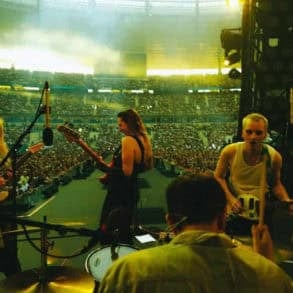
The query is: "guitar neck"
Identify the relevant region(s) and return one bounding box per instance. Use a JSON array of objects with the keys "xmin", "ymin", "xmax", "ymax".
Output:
[
  {"xmin": 76, "ymin": 139, "xmax": 101, "ymax": 164},
  {"xmin": 1, "ymin": 151, "xmax": 32, "ymax": 177}
]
